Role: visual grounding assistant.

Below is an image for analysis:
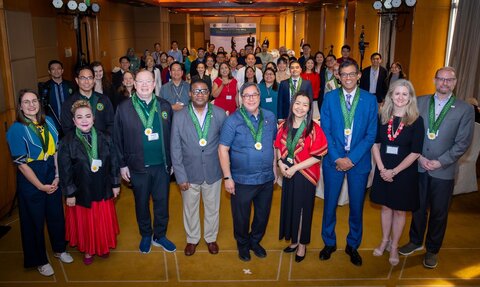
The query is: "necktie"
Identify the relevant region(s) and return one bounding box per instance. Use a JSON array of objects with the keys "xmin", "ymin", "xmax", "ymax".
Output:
[
  {"xmin": 293, "ymin": 79, "xmax": 297, "ymax": 90},
  {"xmin": 346, "ymin": 94, "xmax": 352, "ymax": 111}
]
